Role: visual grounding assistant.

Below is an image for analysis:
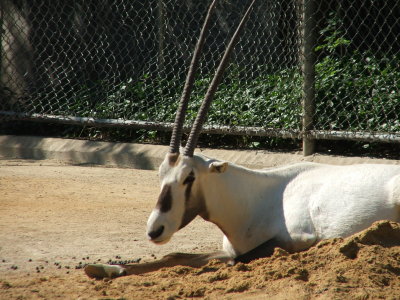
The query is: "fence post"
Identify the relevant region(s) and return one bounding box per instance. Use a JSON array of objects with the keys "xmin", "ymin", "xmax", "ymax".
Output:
[
  {"xmin": 157, "ymin": 0, "xmax": 166, "ymax": 76},
  {"xmin": 300, "ymin": 0, "xmax": 316, "ymax": 156},
  {"xmin": 0, "ymin": 1, "xmax": 4, "ymax": 108},
  {"xmin": 0, "ymin": 1, "xmax": 3, "ymax": 84}
]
